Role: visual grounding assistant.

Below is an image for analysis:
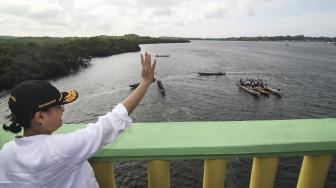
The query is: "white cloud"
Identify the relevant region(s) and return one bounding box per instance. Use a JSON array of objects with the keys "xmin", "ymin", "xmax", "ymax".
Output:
[{"xmin": 0, "ymin": 0, "xmax": 335, "ymax": 37}]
